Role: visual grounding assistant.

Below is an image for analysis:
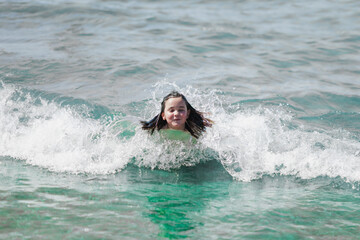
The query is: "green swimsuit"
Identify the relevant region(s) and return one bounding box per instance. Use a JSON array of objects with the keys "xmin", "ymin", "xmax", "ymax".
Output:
[{"xmin": 159, "ymin": 129, "xmax": 197, "ymax": 144}]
